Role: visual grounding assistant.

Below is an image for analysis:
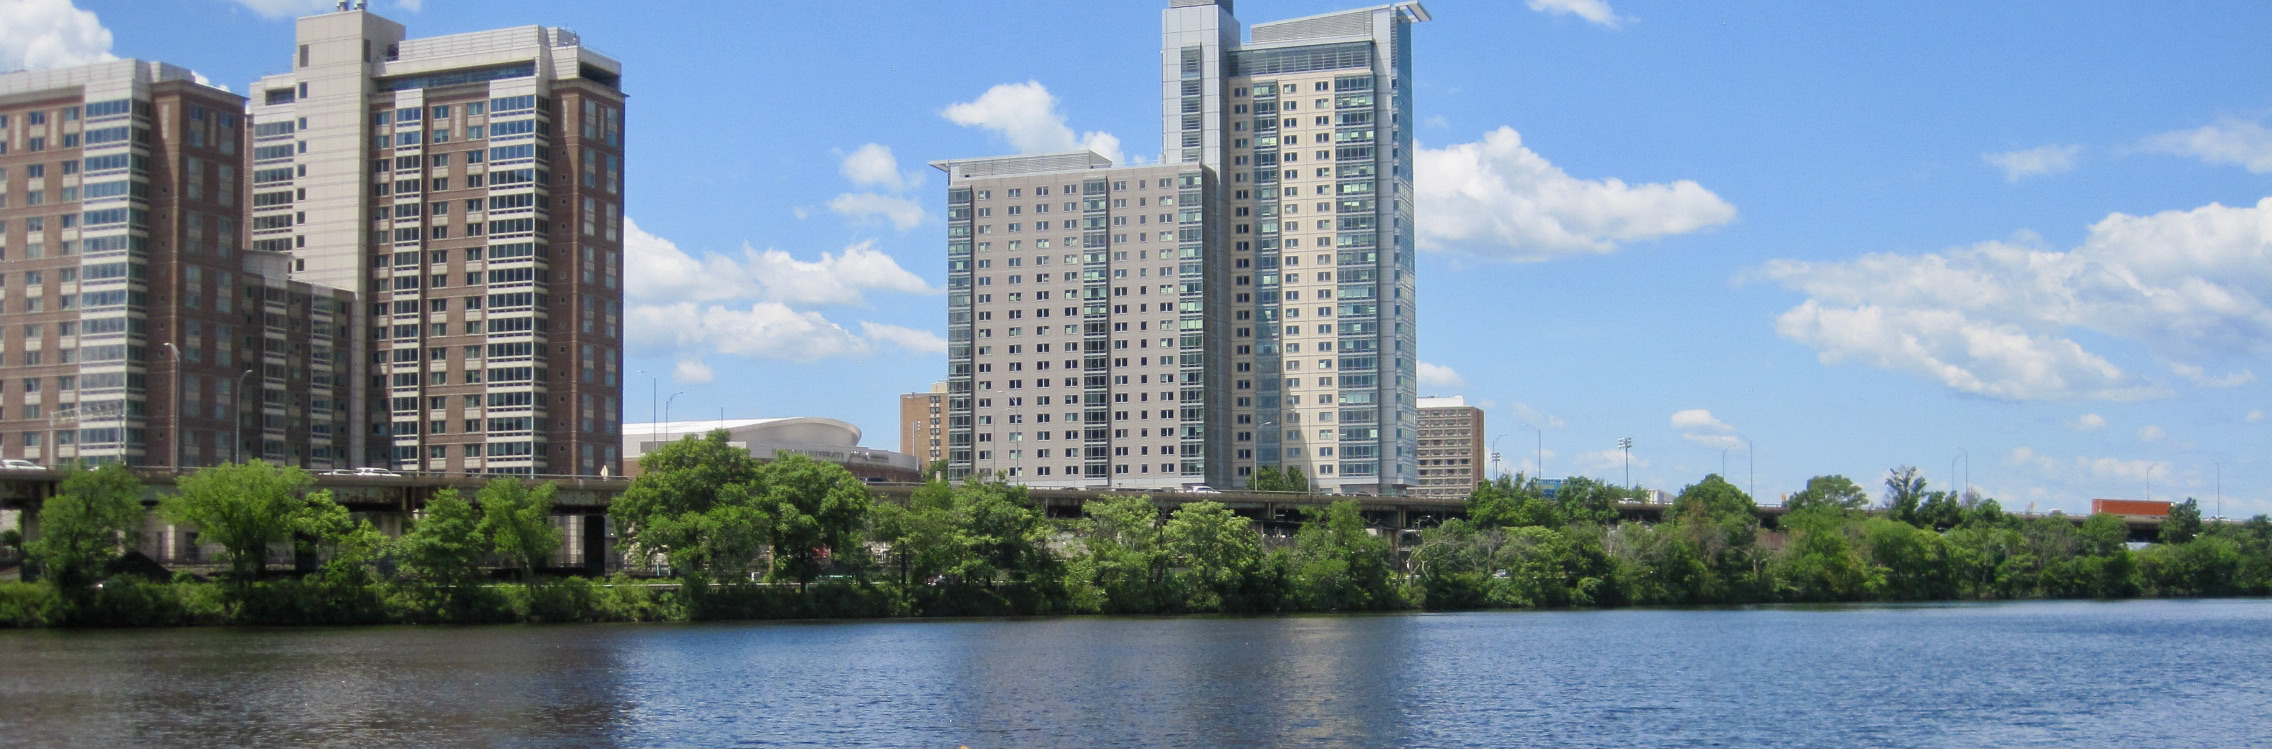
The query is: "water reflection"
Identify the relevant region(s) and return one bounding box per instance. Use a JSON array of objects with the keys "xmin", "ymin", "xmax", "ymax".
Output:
[{"xmin": 2, "ymin": 600, "xmax": 2269, "ymax": 748}]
